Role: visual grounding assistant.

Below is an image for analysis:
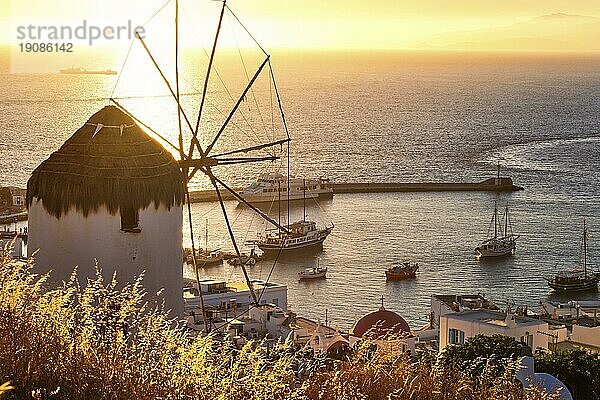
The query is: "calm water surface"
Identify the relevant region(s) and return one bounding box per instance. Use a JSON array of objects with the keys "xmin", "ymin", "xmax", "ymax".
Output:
[{"xmin": 1, "ymin": 52, "xmax": 600, "ymax": 329}]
